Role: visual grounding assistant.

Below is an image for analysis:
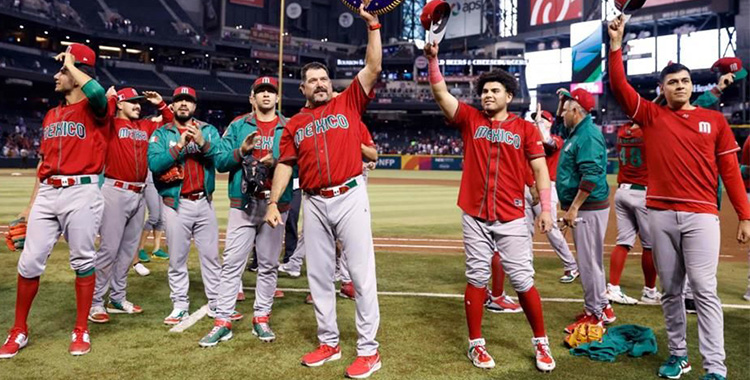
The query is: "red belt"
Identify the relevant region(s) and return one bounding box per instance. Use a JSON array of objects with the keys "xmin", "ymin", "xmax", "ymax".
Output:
[
  {"xmin": 308, "ymin": 179, "xmax": 358, "ymax": 198},
  {"xmin": 180, "ymin": 191, "xmax": 206, "ymax": 201},
  {"xmin": 113, "ymin": 180, "xmax": 145, "ymax": 193}
]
